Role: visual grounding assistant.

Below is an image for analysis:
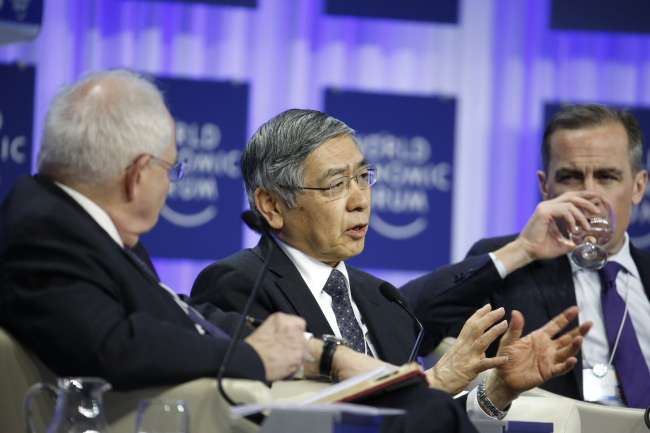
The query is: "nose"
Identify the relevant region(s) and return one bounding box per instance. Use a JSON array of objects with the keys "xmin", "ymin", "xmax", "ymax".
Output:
[
  {"xmin": 582, "ymin": 176, "xmax": 596, "ymax": 193},
  {"xmin": 346, "ymin": 179, "xmax": 370, "ymax": 211}
]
